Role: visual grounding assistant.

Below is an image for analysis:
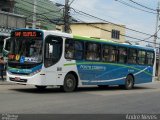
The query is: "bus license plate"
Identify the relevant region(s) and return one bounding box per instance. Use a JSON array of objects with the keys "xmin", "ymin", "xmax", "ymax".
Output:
[{"xmin": 15, "ymin": 77, "xmax": 20, "ymax": 81}]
